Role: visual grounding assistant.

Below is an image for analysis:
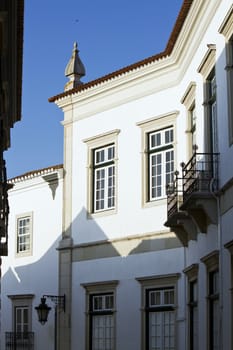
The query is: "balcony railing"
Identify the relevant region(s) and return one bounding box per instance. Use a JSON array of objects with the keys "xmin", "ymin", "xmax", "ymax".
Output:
[
  {"xmin": 5, "ymin": 332, "xmax": 34, "ymax": 350},
  {"xmin": 166, "ymin": 171, "xmax": 183, "ymax": 218},
  {"xmin": 167, "ymin": 152, "xmax": 219, "ymax": 219},
  {"xmin": 182, "ymin": 152, "xmax": 219, "ymax": 202}
]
